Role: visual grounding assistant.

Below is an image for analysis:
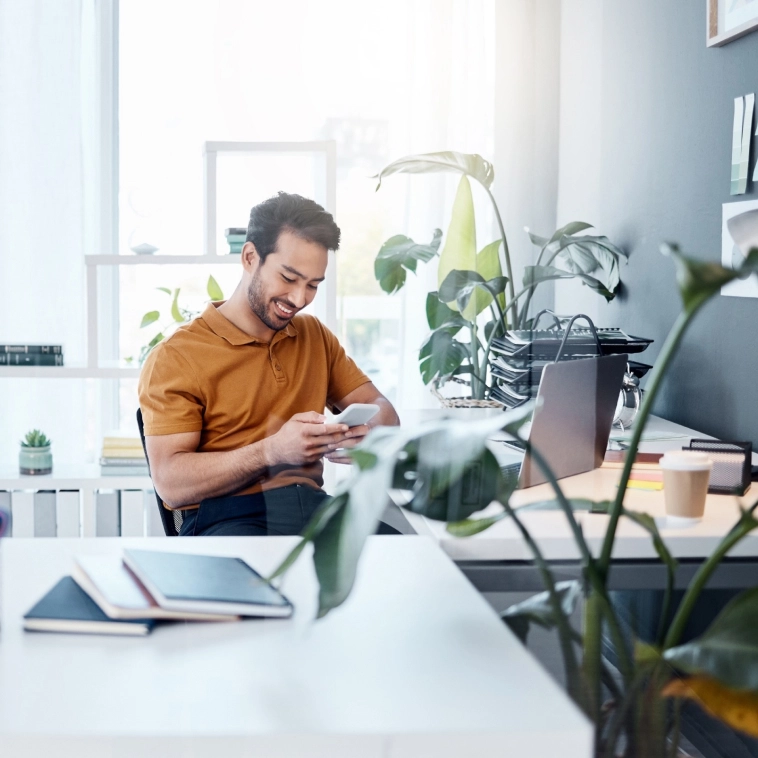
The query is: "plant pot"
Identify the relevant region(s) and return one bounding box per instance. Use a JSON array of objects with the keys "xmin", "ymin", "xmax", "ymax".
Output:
[
  {"xmin": 19, "ymin": 445, "xmax": 52, "ymax": 475},
  {"xmin": 430, "ymin": 385, "xmax": 504, "ymax": 410}
]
